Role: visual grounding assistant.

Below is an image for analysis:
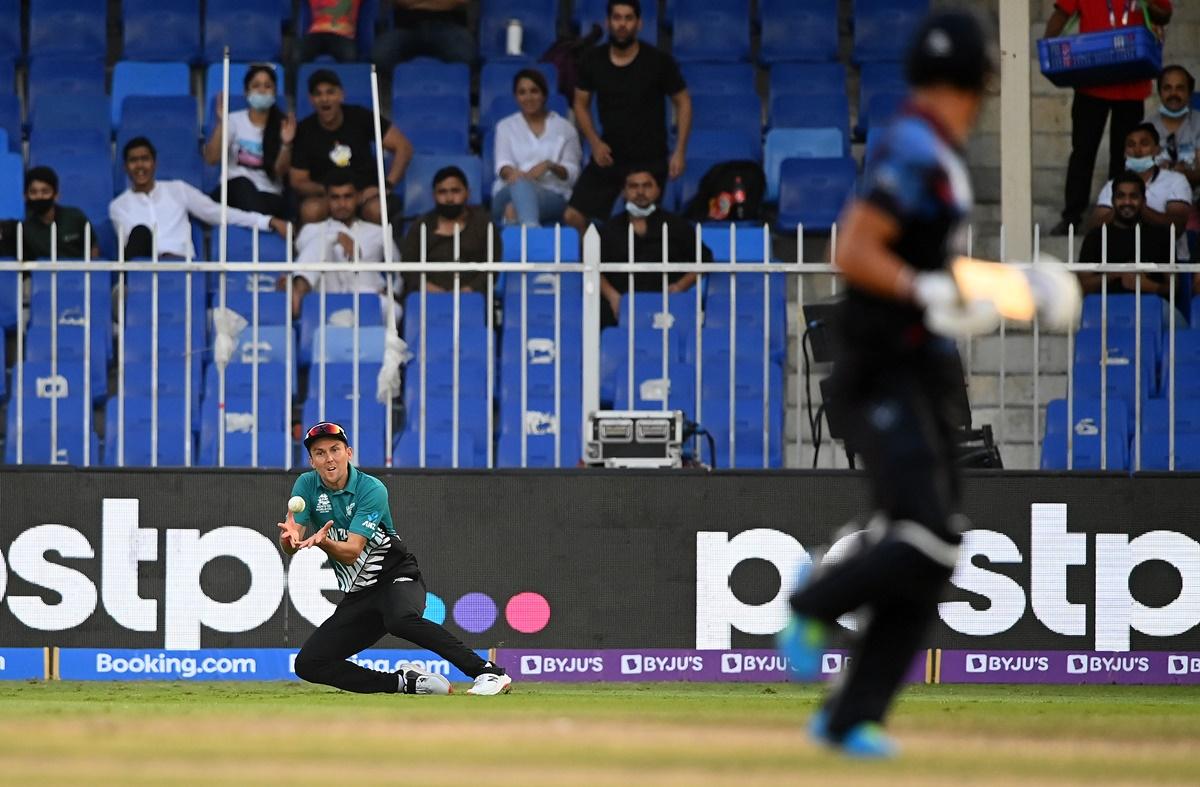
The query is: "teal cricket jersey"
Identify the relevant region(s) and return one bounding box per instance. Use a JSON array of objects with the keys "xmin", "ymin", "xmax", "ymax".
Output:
[{"xmin": 290, "ymin": 465, "xmax": 419, "ymax": 593}]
